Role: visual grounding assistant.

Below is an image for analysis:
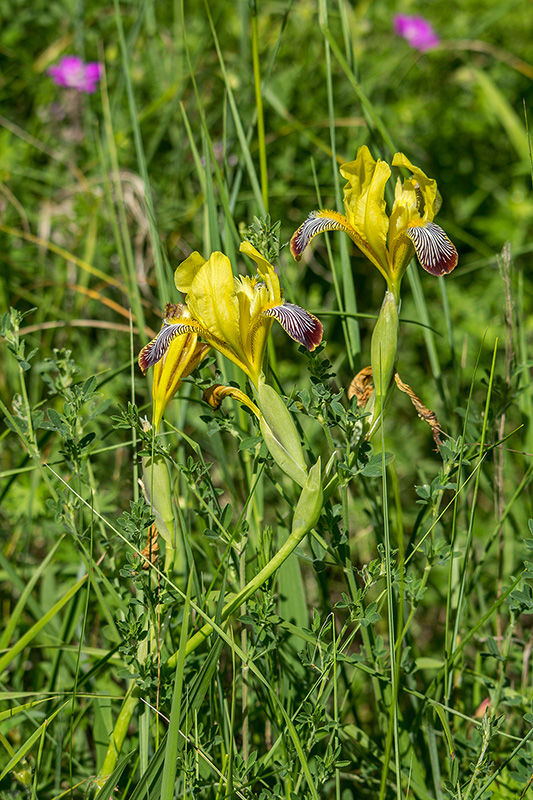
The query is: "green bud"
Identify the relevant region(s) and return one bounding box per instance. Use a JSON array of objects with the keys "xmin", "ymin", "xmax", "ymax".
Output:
[
  {"xmin": 13, "ymin": 763, "xmax": 32, "ymax": 788},
  {"xmin": 291, "ymin": 458, "xmax": 322, "ymax": 538},
  {"xmin": 369, "ymin": 290, "xmax": 399, "ymax": 434},
  {"xmin": 257, "ymin": 380, "xmax": 308, "ymax": 487},
  {"xmin": 142, "ymin": 455, "xmax": 174, "ymax": 548}
]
